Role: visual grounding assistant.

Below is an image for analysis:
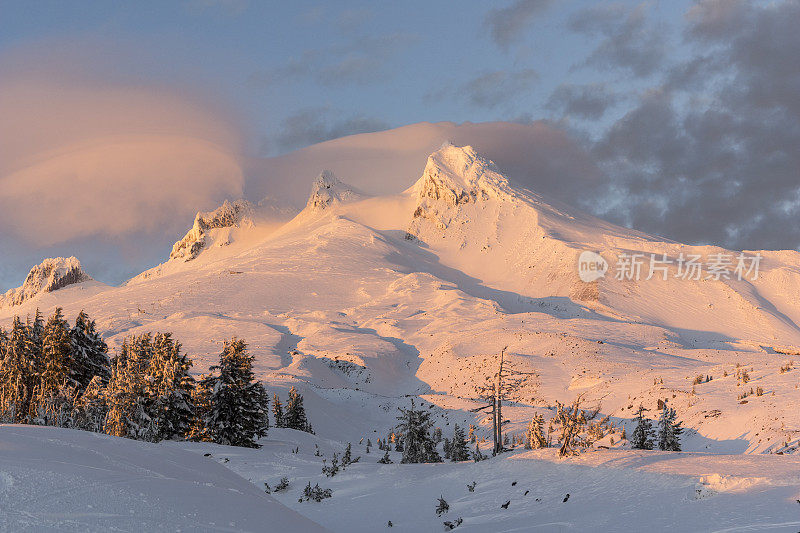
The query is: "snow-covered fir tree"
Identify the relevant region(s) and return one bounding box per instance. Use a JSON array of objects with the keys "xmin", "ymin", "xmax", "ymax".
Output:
[
  {"xmin": 200, "ymin": 338, "xmax": 270, "ymax": 448},
  {"xmin": 187, "ymin": 373, "xmax": 214, "ymax": 442},
  {"xmin": 524, "ymin": 413, "xmax": 547, "ymax": 449},
  {"xmin": 395, "ymin": 400, "xmax": 442, "ymax": 463},
  {"xmin": 70, "ymin": 310, "xmax": 111, "ymax": 389},
  {"xmin": 630, "ymin": 404, "xmax": 655, "ymax": 450},
  {"xmin": 272, "ymin": 393, "xmax": 284, "ymax": 427},
  {"xmin": 284, "ymin": 386, "xmax": 313, "ymax": 433},
  {"xmin": 104, "ymin": 334, "xmax": 158, "ymax": 441},
  {"xmin": 657, "ymin": 403, "xmax": 683, "ymax": 451},
  {"xmin": 73, "ymin": 375, "xmax": 107, "ymax": 432},
  {"xmin": 39, "ymin": 307, "xmax": 73, "ymax": 399},
  {"xmin": 0, "ymin": 316, "xmax": 38, "ymax": 422},
  {"xmin": 148, "ymin": 333, "xmax": 195, "ymax": 440},
  {"xmin": 450, "ymin": 424, "xmax": 470, "ymax": 461}
]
